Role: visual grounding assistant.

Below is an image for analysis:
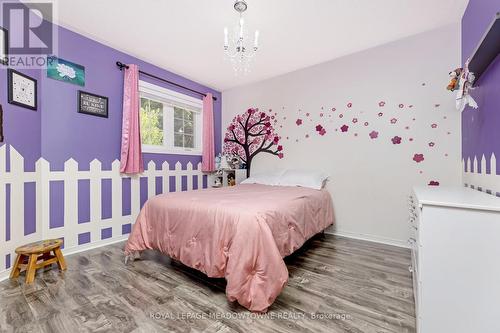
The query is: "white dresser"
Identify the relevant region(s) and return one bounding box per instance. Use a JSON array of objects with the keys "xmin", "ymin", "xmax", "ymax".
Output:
[{"xmin": 409, "ymin": 186, "xmax": 500, "ymax": 333}]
